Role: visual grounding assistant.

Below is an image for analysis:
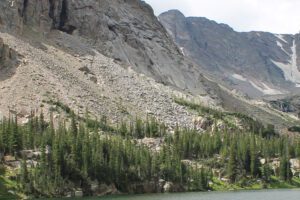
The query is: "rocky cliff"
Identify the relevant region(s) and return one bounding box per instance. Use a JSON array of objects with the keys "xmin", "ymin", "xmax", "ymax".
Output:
[
  {"xmin": 0, "ymin": 37, "xmax": 18, "ymax": 70},
  {"xmin": 0, "ymin": 1, "xmax": 298, "ymax": 131},
  {"xmin": 159, "ymin": 10, "xmax": 300, "ymax": 98},
  {"xmin": 0, "ymin": 0, "xmax": 209, "ymax": 94},
  {"xmin": 0, "ymin": 0, "xmax": 218, "ymax": 128}
]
